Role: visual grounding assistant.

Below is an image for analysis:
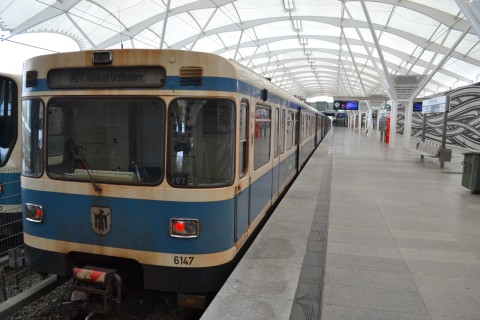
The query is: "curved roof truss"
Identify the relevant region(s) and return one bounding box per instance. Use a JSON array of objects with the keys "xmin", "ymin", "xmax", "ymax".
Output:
[{"xmin": 2, "ymin": 0, "xmax": 480, "ymax": 100}]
